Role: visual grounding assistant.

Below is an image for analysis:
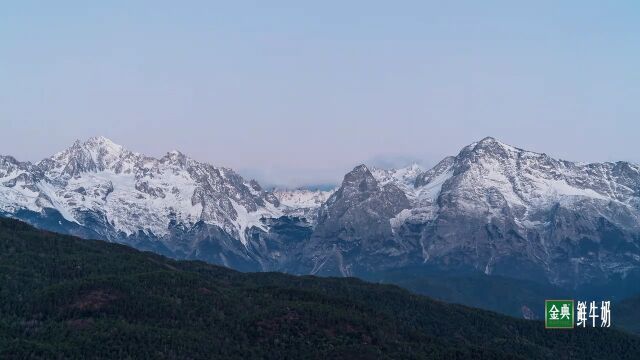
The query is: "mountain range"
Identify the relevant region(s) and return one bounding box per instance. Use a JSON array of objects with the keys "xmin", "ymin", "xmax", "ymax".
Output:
[{"xmin": 2, "ymin": 136, "xmax": 639, "ymax": 301}]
